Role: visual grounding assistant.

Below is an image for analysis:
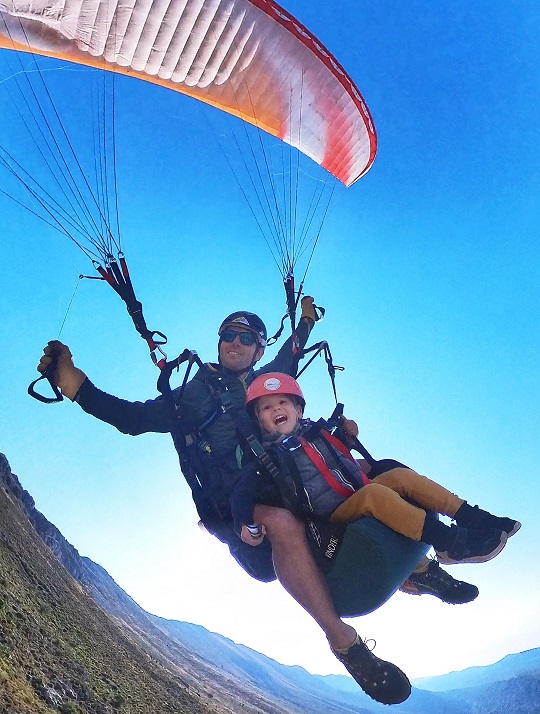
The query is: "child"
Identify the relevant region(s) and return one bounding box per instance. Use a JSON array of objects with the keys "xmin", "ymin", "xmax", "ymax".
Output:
[{"xmin": 234, "ymin": 373, "xmax": 520, "ymax": 565}]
